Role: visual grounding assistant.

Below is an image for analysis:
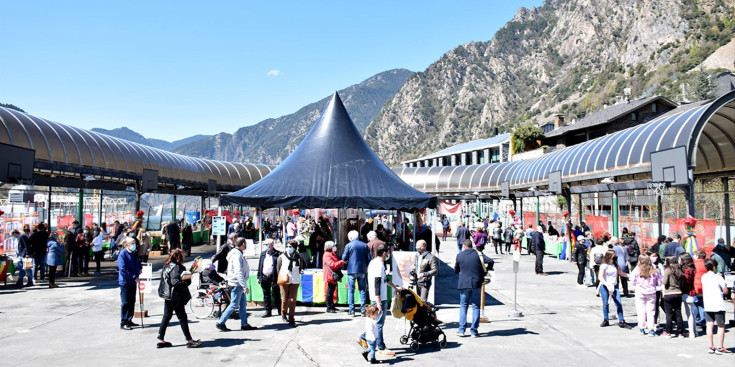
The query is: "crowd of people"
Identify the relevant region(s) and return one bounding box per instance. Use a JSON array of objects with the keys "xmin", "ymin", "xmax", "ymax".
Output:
[
  {"xmin": 9, "ymin": 211, "xmax": 733, "ymax": 358},
  {"xmin": 130, "ymin": 215, "xmax": 439, "ymax": 358},
  {"xmin": 10, "ymin": 215, "xmax": 204, "ymax": 289}
]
